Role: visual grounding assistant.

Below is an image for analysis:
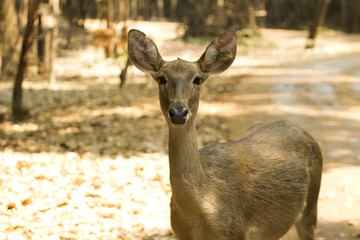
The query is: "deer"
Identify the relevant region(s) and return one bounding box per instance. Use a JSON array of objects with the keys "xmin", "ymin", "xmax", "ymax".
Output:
[
  {"xmin": 127, "ymin": 29, "xmax": 323, "ymax": 240},
  {"xmin": 93, "ymin": 28, "xmax": 118, "ymax": 59},
  {"xmin": 92, "ymin": 26, "xmax": 131, "ymax": 87}
]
